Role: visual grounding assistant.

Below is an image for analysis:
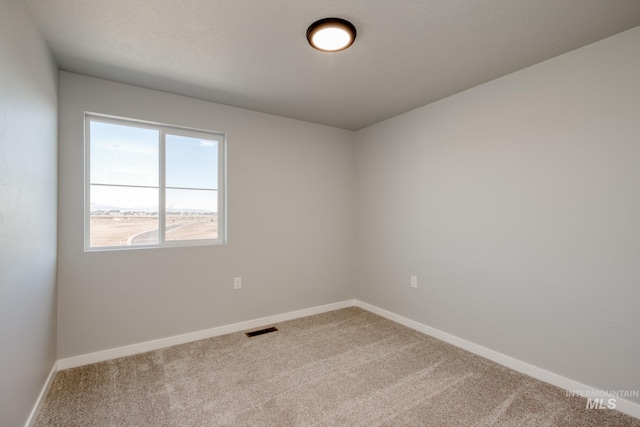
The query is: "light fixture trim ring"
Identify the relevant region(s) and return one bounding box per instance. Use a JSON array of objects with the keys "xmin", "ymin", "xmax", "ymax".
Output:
[{"xmin": 306, "ymin": 17, "xmax": 357, "ymax": 52}]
